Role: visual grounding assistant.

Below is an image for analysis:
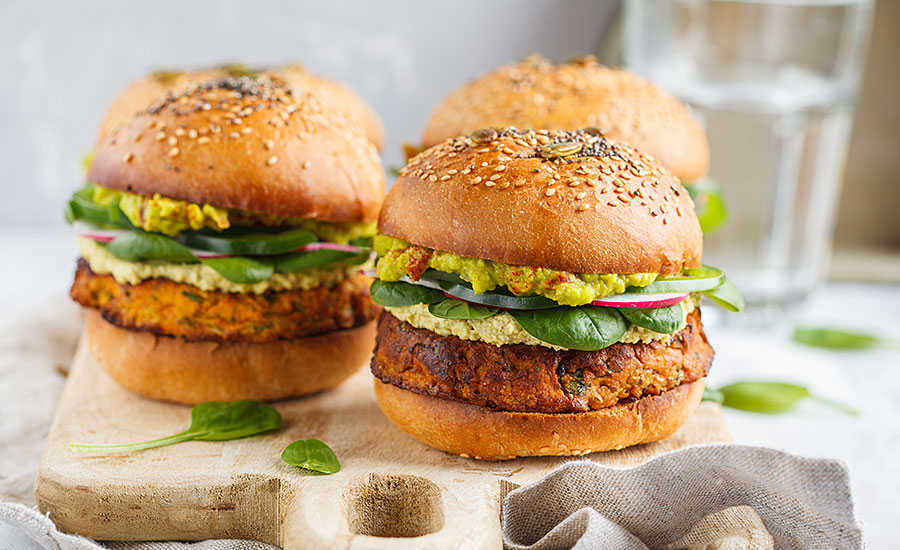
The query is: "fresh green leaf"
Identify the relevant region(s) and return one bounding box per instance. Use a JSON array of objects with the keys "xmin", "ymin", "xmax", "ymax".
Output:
[
  {"xmin": 703, "ymin": 277, "xmax": 744, "ymax": 312},
  {"xmin": 106, "ymin": 232, "xmax": 197, "ymax": 263},
  {"xmin": 348, "ymin": 236, "xmax": 373, "ymax": 248},
  {"xmin": 369, "ymin": 279, "xmax": 444, "ymax": 307},
  {"xmin": 428, "ymin": 299, "xmax": 497, "ymax": 320},
  {"xmin": 281, "ymin": 439, "xmax": 341, "ymax": 474},
  {"xmin": 70, "ymin": 400, "xmax": 282, "ymax": 453},
  {"xmin": 201, "ymin": 256, "xmax": 275, "ymax": 284},
  {"xmin": 618, "ymin": 304, "xmax": 683, "ymax": 334},
  {"xmin": 717, "ymin": 381, "xmax": 857, "ymax": 416},
  {"xmin": 178, "ymin": 229, "xmax": 317, "ymax": 256},
  {"xmin": 792, "ymin": 327, "xmax": 883, "ymax": 350},
  {"xmin": 510, "ymin": 307, "xmax": 627, "ymax": 351},
  {"xmin": 701, "ymin": 387, "xmax": 724, "ymax": 404},
  {"xmin": 685, "ymin": 179, "xmax": 728, "ymax": 234},
  {"xmin": 277, "ymin": 249, "xmax": 362, "ymax": 271}
]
